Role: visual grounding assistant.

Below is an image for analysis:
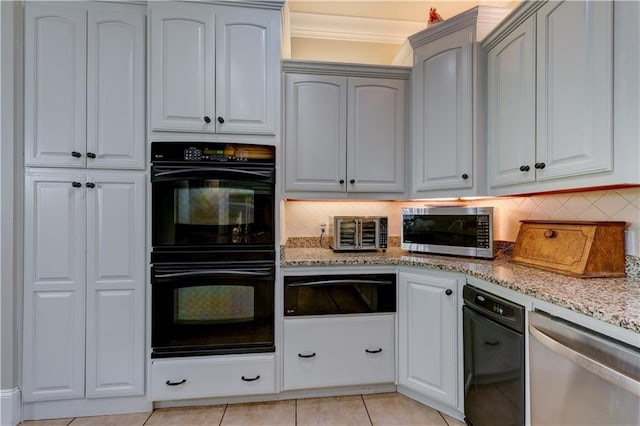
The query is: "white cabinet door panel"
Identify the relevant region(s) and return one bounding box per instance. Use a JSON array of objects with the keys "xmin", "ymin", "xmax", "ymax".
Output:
[
  {"xmin": 413, "ymin": 29, "xmax": 473, "ymax": 192},
  {"xmin": 487, "ymin": 17, "xmax": 536, "ymax": 188},
  {"xmin": 216, "ymin": 7, "xmax": 278, "ymax": 135},
  {"xmin": 85, "ymin": 172, "xmax": 145, "ymax": 397},
  {"xmin": 399, "ymin": 271, "xmax": 458, "ymax": 407},
  {"xmin": 24, "ymin": 4, "xmax": 86, "ymax": 167},
  {"xmin": 348, "ymin": 78, "xmax": 405, "ymax": 193},
  {"xmin": 23, "ymin": 291, "xmax": 85, "ymax": 401},
  {"xmin": 536, "ymin": 1, "xmax": 613, "ymax": 181},
  {"xmin": 284, "ymin": 74, "xmax": 347, "ymax": 192},
  {"xmin": 87, "ymin": 5, "xmax": 145, "ymax": 169},
  {"xmin": 150, "ymin": 4, "xmax": 215, "ymax": 132}
]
